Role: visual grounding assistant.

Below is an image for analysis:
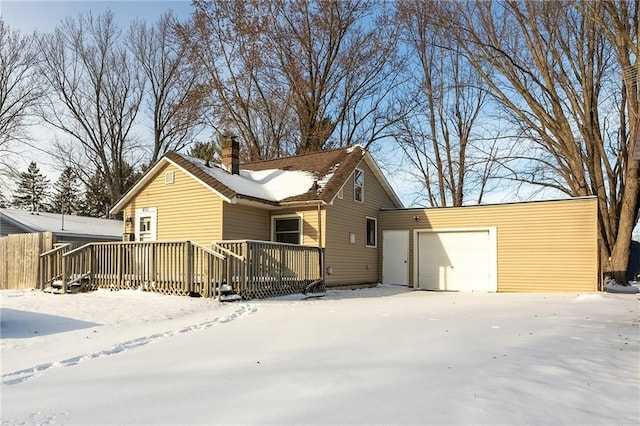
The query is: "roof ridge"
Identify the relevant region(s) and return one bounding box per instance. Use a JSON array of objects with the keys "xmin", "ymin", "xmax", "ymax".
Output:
[{"xmin": 243, "ymin": 145, "xmax": 360, "ymax": 166}]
